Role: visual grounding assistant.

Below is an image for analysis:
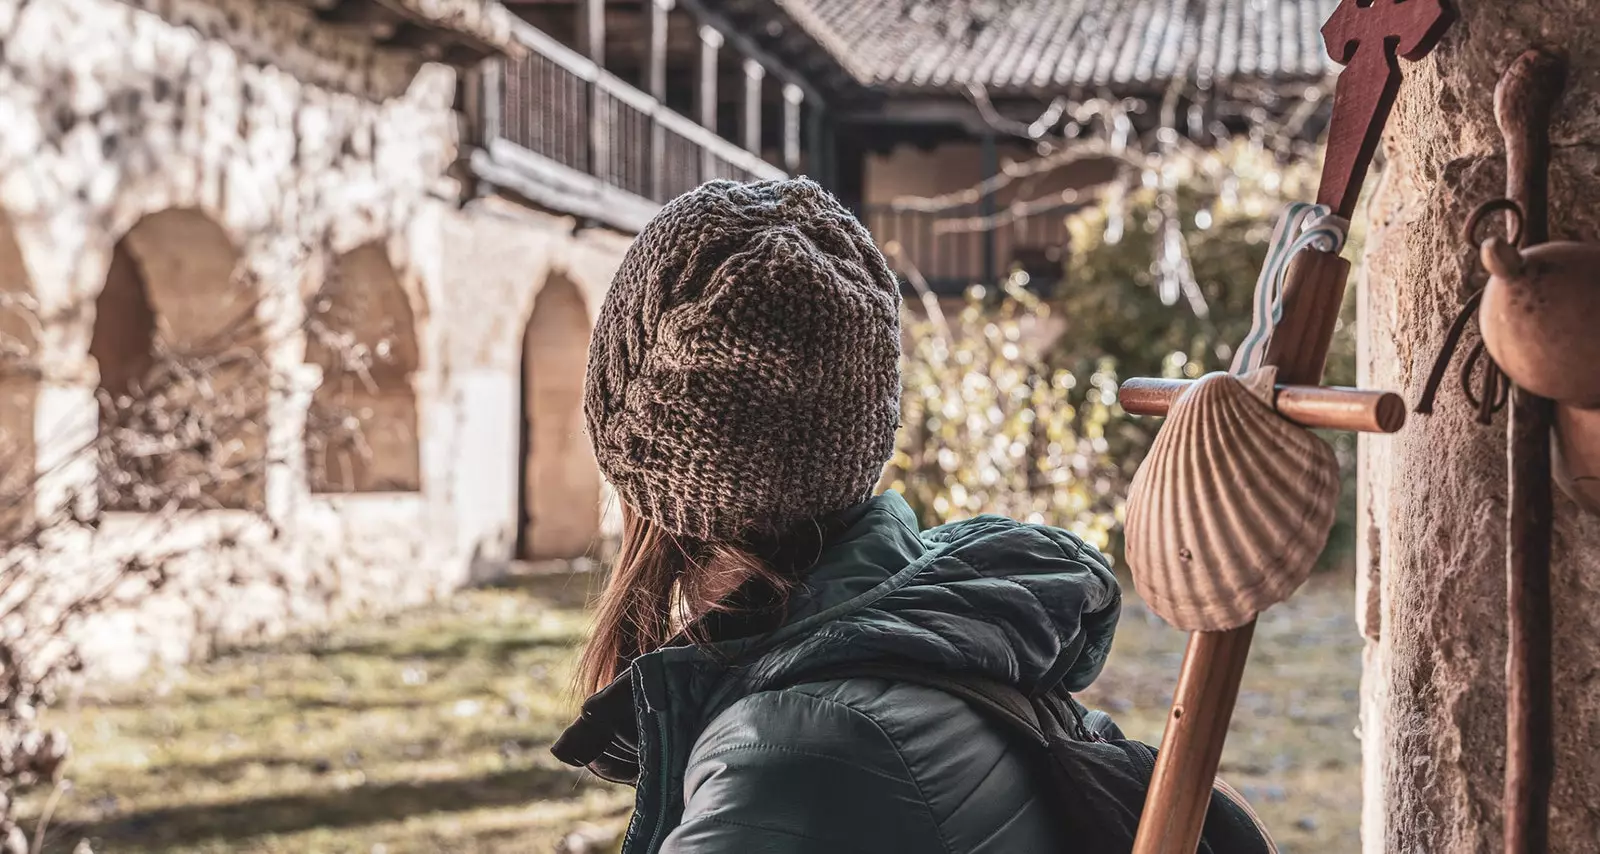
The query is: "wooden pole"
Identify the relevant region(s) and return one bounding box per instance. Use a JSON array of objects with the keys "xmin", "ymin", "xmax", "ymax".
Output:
[
  {"xmin": 742, "ymin": 58, "xmax": 765, "ymax": 155},
  {"xmin": 697, "ymin": 25, "xmax": 722, "ymax": 132},
  {"xmin": 1119, "ymin": 379, "xmax": 1405, "ymax": 434},
  {"xmin": 646, "ymin": 0, "xmax": 670, "ymax": 102},
  {"xmin": 1131, "ymin": 250, "xmax": 1351, "ymax": 854},
  {"xmin": 782, "ymin": 84, "xmax": 803, "ymax": 174},
  {"xmin": 1496, "ymin": 49, "xmax": 1562, "ymax": 854},
  {"xmin": 647, "ymin": 0, "xmax": 671, "ymax": 202},
  {"xmin": 578, "ymin": 0, "xmax": 605, "ymax": 184},
  {"xmin": 577, "ymin": 0, "xmax": 604, "ymax": 67}
]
